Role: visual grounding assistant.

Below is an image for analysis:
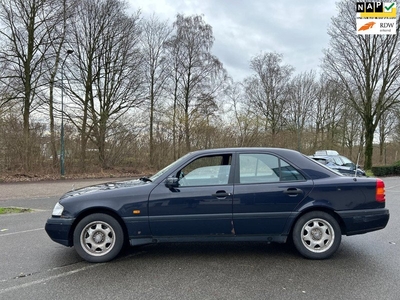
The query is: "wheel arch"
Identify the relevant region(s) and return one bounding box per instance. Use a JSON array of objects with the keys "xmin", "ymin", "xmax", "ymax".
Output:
[
  {"xmin": 288, "ymin": 206, "xmax": 347, "ymax": 237},
  {"xmin": 69, "ymin": 207, "xmax": 129, "ymax": 247}
]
